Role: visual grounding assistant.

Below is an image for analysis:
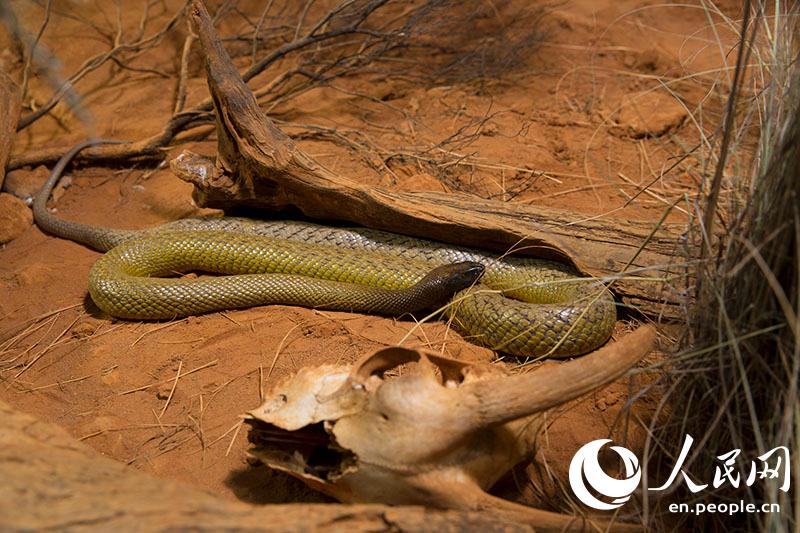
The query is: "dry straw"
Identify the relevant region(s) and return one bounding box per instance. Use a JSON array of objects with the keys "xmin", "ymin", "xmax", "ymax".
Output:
[{"xmin": 646, "ymin": 1, "xmax": 798, "ymax": 531}]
